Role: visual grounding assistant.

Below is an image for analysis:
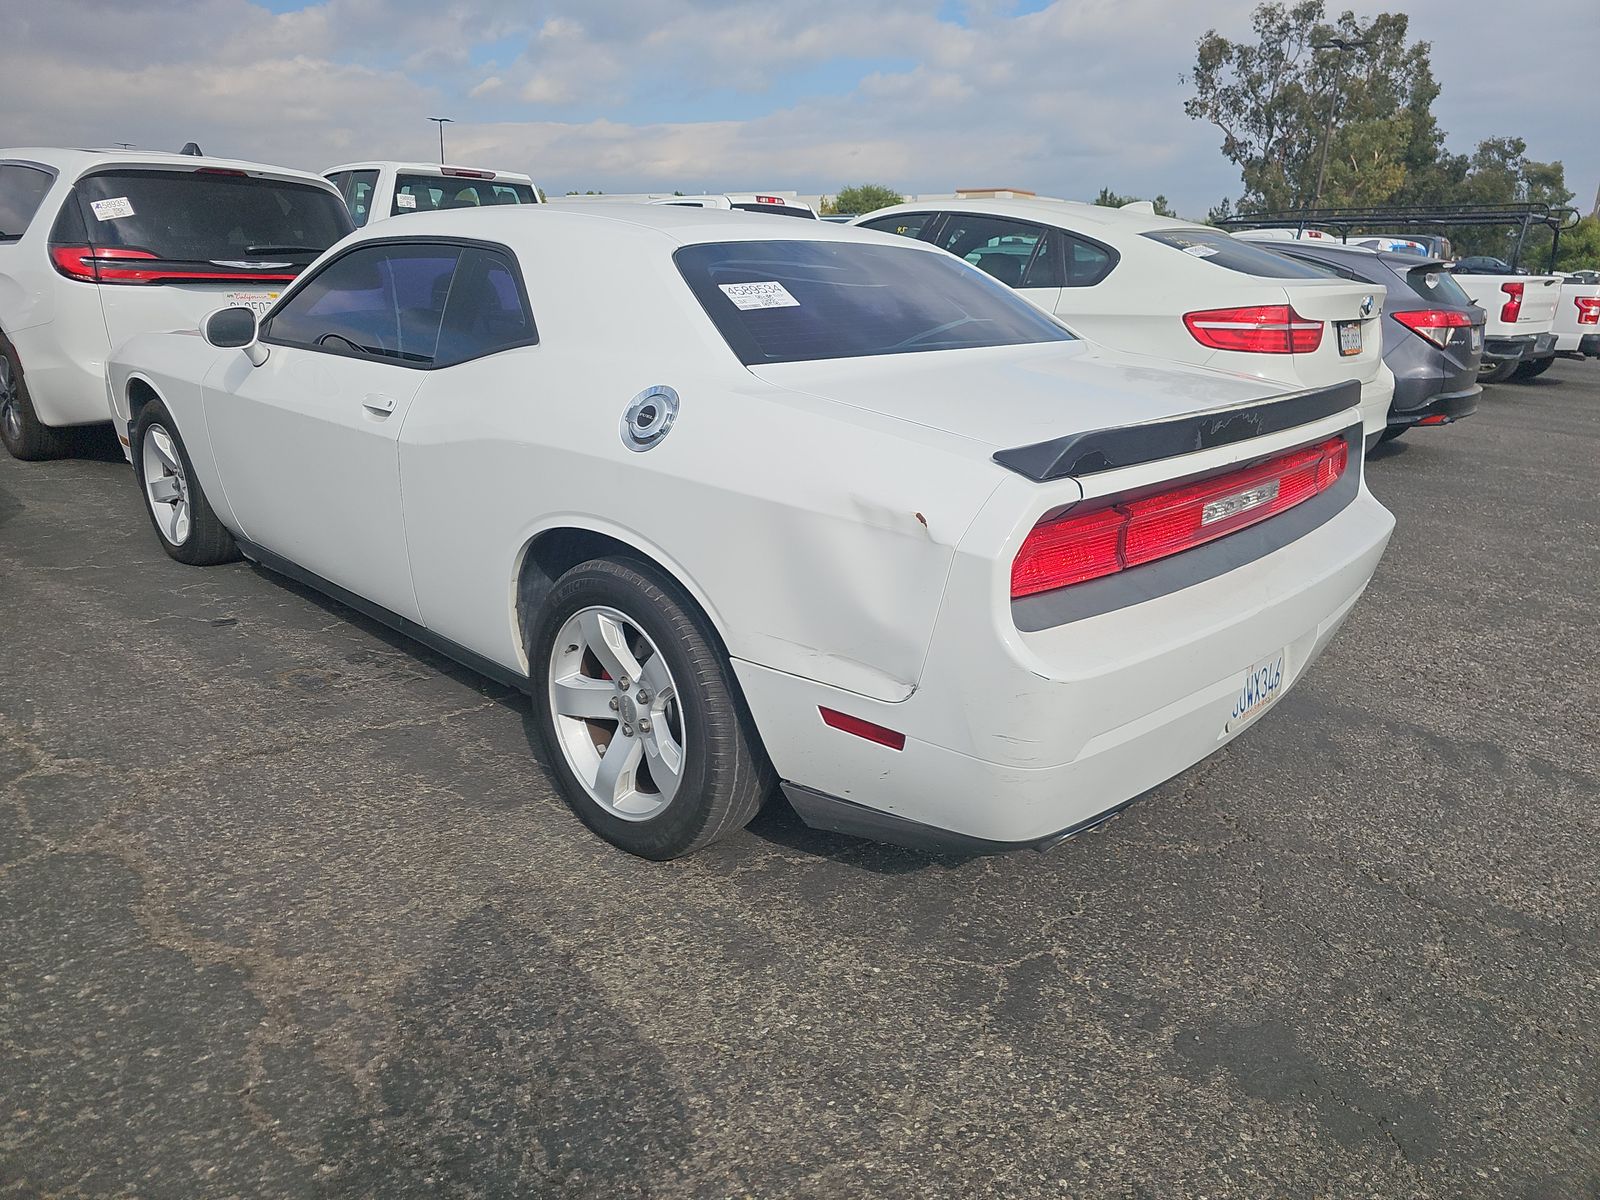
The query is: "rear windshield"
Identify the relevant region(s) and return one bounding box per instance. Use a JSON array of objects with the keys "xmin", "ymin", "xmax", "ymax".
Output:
[
  {"xmin": 730, "ymin": 203, "xmax": 817, "ymax": 219},
  {"xmin": 393, "ymin": 174, "xmax": 535, "ymax": 214},
  {"xmin": 675, "ymin": 240, "xmax": 1073, "ymax": 365},
  {"xmin": 1144, "ymin": 229, "xmax": 1331, "ymax": 280},
  {"xmin": 1405, "ymin": 265, "xmax": 1473, "ymax": 308},
  {"xmin": 67, "ymin": 169, "xmax": 351, "ymax": 265}
]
